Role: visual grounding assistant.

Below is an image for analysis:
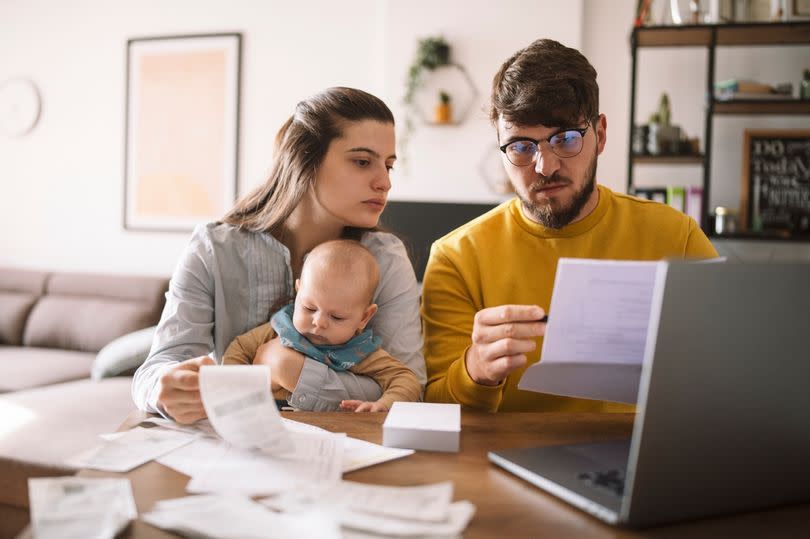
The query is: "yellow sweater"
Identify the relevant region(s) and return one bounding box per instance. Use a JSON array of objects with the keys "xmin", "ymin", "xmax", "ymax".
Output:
[
  {"xmin": 422, "ymin": 186, "xmax": 718, "ymax": 412},
  {"xmin": 223, "ymin": 322, "xmax": 422, "ymax": 409}
]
